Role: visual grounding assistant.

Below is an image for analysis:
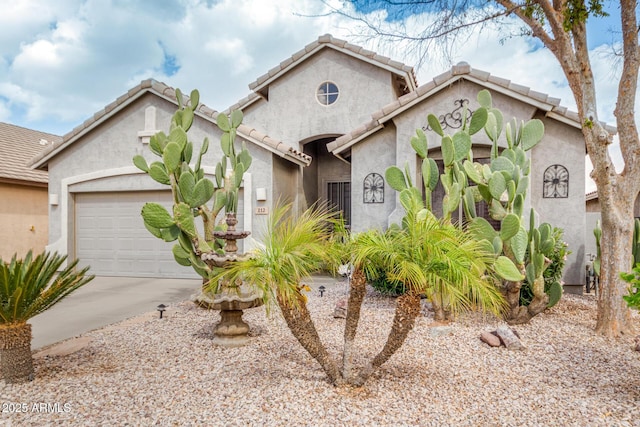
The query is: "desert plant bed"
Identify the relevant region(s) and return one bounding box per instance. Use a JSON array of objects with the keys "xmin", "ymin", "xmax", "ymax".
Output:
[{"xmin": 4, "ymin": 285, "xmax": 639, "ymax": 426}]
